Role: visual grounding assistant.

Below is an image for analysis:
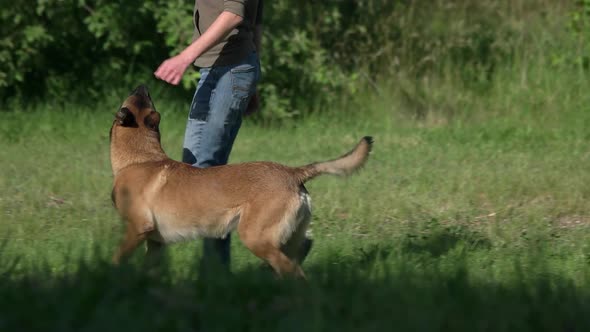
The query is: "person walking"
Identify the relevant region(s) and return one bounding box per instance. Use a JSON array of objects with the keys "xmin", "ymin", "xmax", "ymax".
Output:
[{"xmin": 154, "ymin": 0, "xmax": 263, "ymax": 269}]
